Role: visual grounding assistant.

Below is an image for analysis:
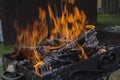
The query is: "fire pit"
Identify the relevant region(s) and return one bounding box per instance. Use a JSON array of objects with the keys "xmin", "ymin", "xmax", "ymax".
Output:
[
  {"xmin": 1, "ymin": 29, "xmax": 120, "ymax": 80},
  {"xmin": 1, "ymin": 1, "xmax": 120, "ymax": 80}
]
